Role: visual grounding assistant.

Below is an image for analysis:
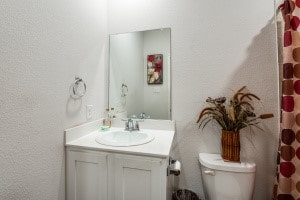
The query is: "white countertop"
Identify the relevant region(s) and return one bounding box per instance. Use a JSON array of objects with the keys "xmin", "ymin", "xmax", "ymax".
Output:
[{"xmin": 65, "ymin": 119, "xmax": 175, "ymax": 158}]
